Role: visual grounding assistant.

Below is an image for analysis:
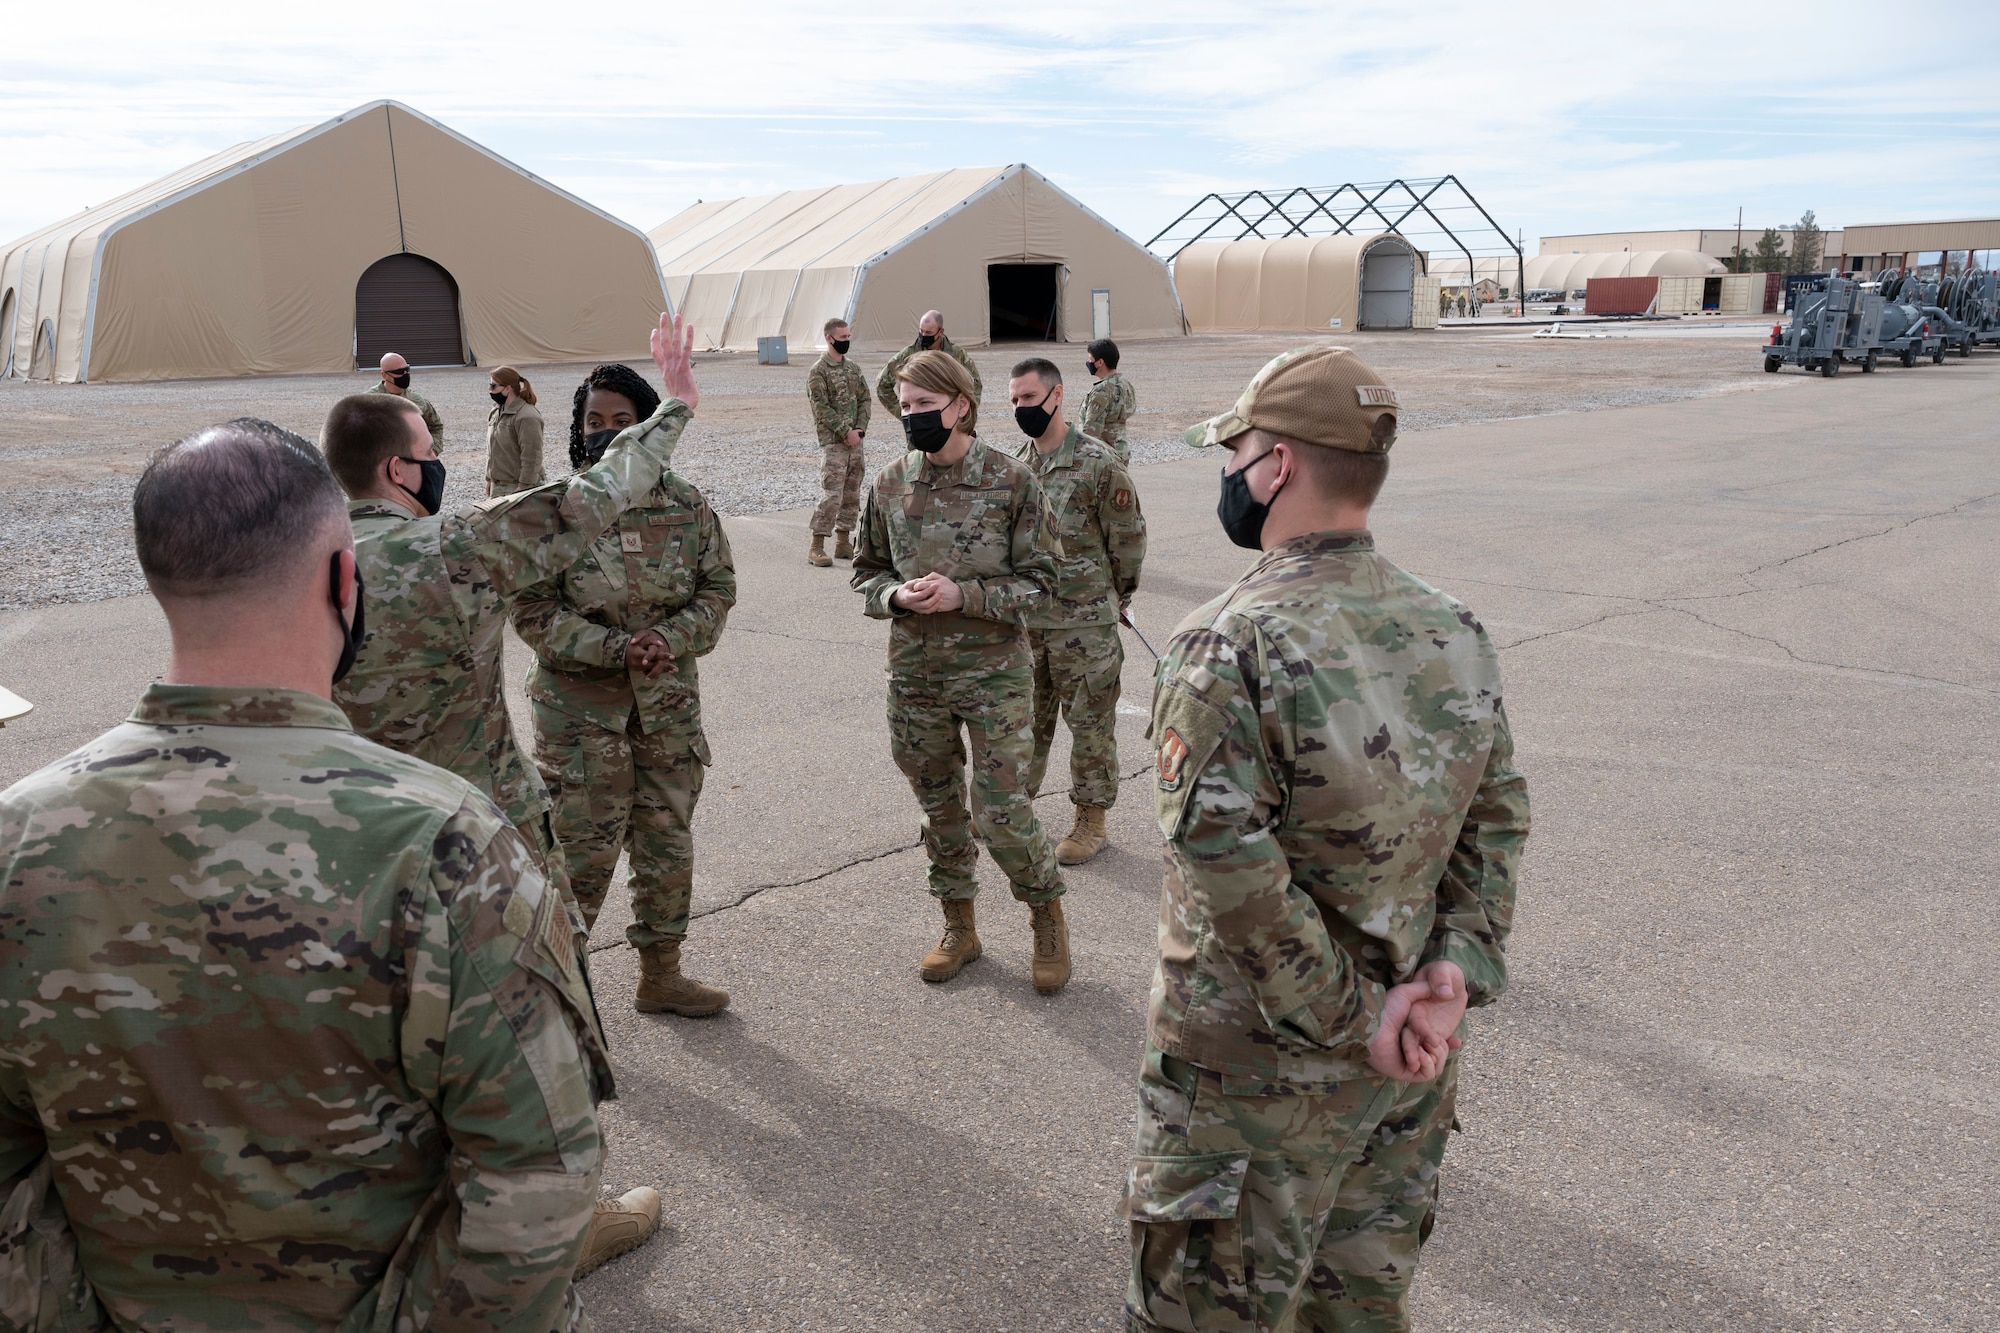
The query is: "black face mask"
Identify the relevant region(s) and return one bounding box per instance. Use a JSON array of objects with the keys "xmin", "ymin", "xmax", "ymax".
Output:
[
  {"xmin": 902, "ymin": 408, "xmax": 954, "ymax": 454},
  {"xmin": 489, "ymin": 390, "xmax": 507, "ymax": 406},
  {"xmin": 1013, "ymin": 388, "xmax": 1056, "ymax": 439},
  {"xmin": 329, "ymin": 556, "xmax": 367, "ymax": 685},
  {"xmin": 918, "ymin": 333, "xmax": 938, "ymax": 350},
  {"xmin": 1217, "ymin": 450, "xmax": 1278, "ymax": 550},
  {"xmin": 395, "ymin": 456, "xmax": 446, "ymax": 516},
  {"xmin": 391, "ymin": 370, "xmax": 412, "ymax": 389},
  {"xmin": 579, "ymin": 426, "xmax": 621, "ymax": 468},
  {"xmin": 830, "ymin": 339, "xmax": 851, "ymax": 355}
]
